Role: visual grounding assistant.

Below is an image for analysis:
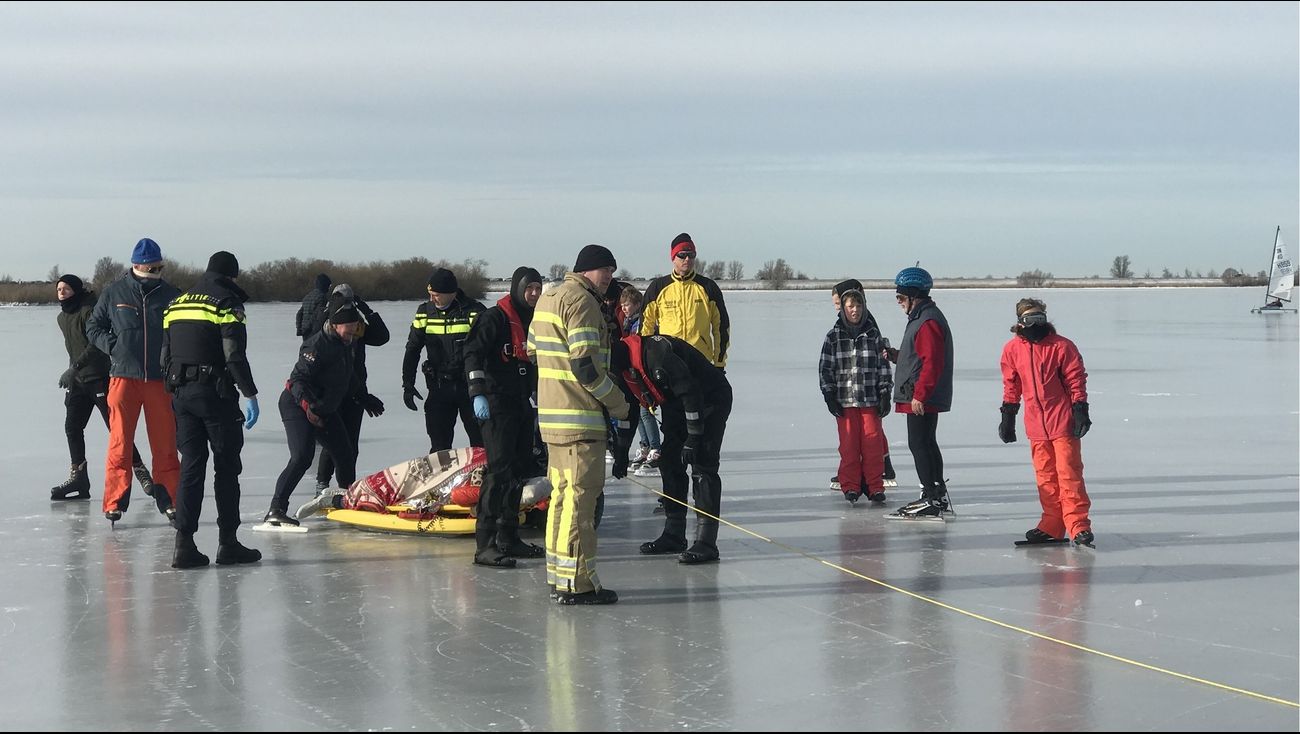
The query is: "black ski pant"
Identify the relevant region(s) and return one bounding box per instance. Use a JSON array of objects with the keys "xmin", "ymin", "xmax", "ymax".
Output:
[
  {"xmin": 423, "ymin": 379, "xmax": 482, "ymax": 452},
  {"xmin": 64, "ymin": 380, "xmax": 143, "ymax": 468},
  {"xmin": 906, "ymin": 411, "xmax": 945, "ymax": 497},
  {"xmin": 475, "ymin": 397, "xmax": 536, "ymax": 533},
  {"xmin": 172, "ymin": 382, "xmax": 246, "ymax": 535},
  {"xmin": 315, "ymin": 396, "xmax": 364, "ymax": 487},
  {"xmin": 658, "ymin": 388, "xmax": 732, "ymax": 522},
  {"xmin": 272, "ymin": 390, "xmax": 355, "ymax": 513}
]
